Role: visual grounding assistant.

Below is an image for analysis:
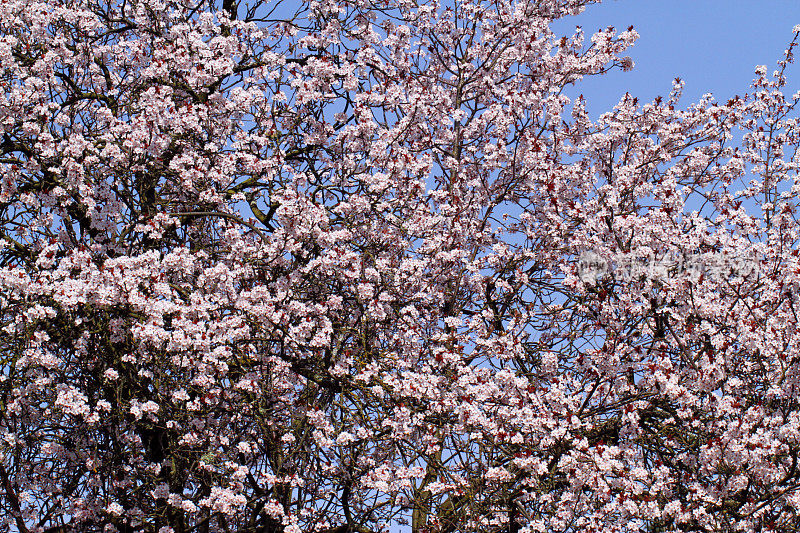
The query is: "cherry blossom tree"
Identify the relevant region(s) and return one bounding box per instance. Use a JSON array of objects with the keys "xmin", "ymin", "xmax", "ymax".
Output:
[{"xmin": 3, "ymin": 0, "xmax": 800, "ymax": 531}]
